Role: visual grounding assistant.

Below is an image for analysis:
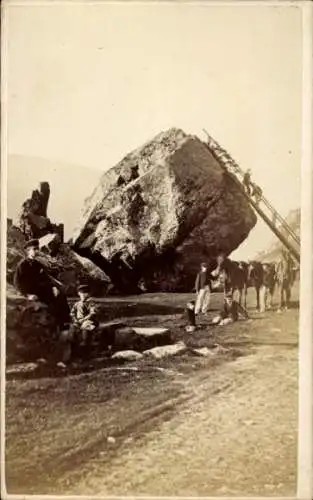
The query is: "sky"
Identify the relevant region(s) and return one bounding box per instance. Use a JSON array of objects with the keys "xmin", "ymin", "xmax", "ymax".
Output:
[{"xmin": 4, "ymin": 1, "xmax": 303, "ymax": 259}]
